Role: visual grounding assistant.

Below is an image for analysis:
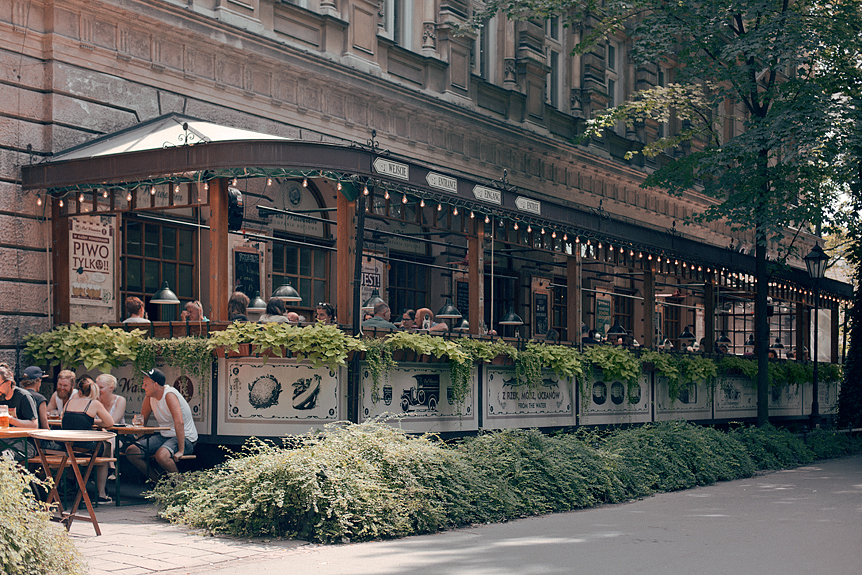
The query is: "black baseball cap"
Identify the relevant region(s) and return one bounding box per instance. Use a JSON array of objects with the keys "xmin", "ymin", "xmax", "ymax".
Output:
[
  {"xmin": 141, "ymin": 368, "xmax": 166, "ymax": 386},
  {"xmin": 23, "ymin": 366, "xmax": 46, "ymax": 380}
]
